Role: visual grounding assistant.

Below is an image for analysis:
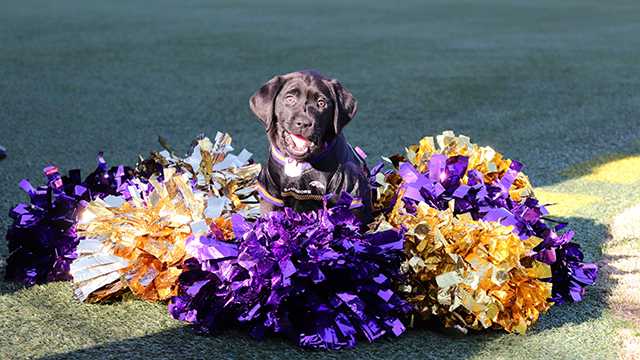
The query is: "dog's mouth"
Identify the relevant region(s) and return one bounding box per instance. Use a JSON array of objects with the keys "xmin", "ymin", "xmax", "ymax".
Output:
[{"xmin": 282, "ymin": 131, "xmax": 315, "ymax": 159}]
